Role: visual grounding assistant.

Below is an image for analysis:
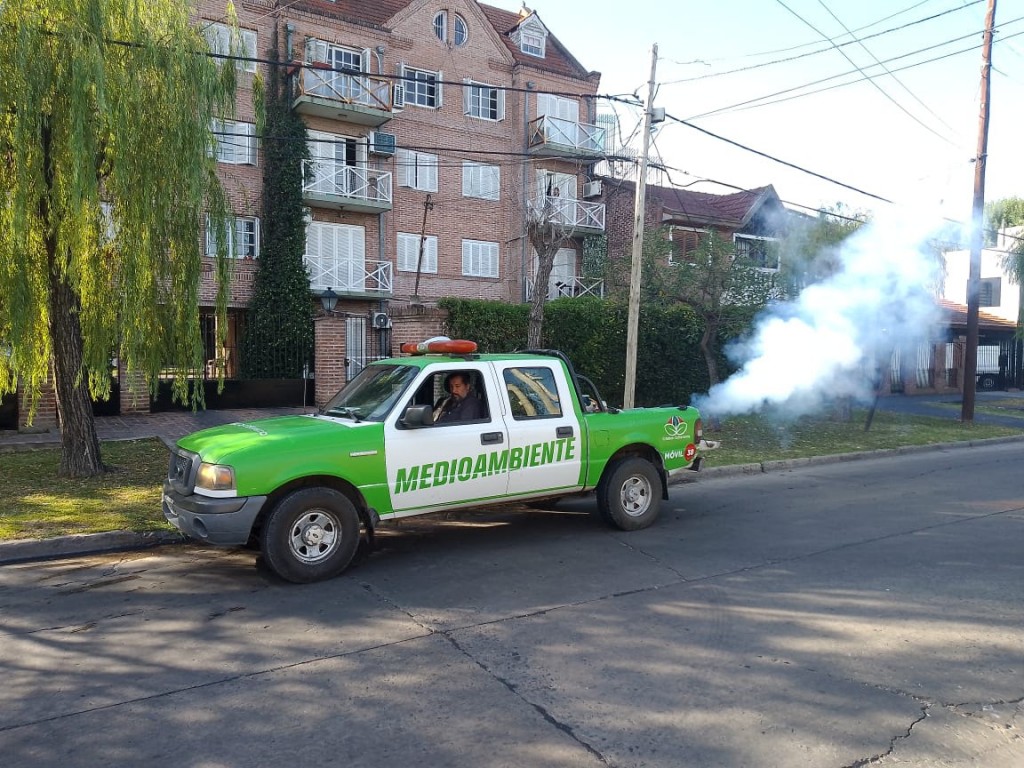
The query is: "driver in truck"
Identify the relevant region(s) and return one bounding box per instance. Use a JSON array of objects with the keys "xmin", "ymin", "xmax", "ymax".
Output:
[{"xmin": 434, "ymin": 371, "xmax": 485, "ymax": 423}]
